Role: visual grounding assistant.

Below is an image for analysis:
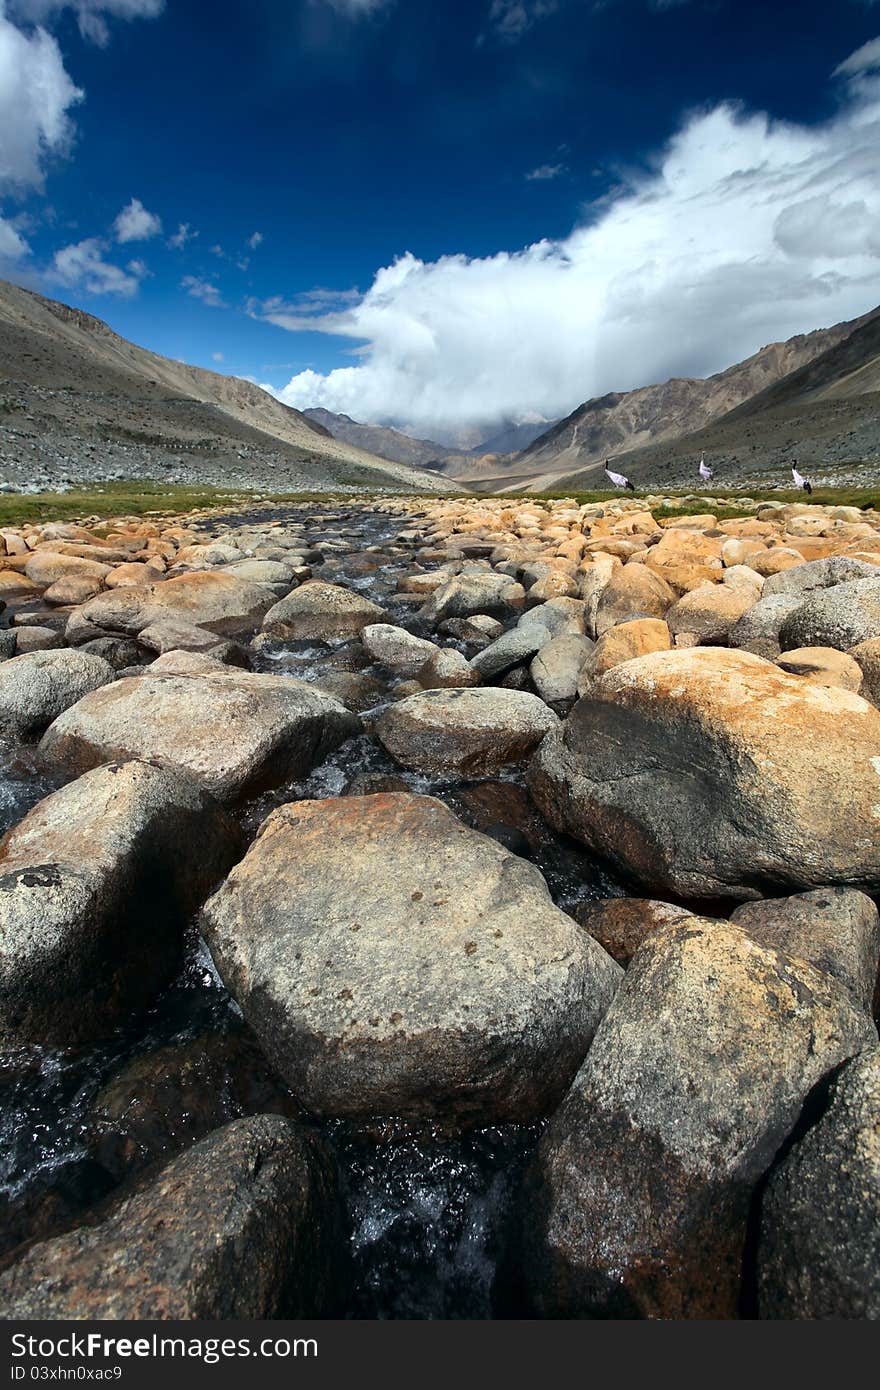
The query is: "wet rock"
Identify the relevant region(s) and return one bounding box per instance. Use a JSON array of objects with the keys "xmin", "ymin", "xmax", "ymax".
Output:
[
  {"xmin": 420, "ymin": 573, "xmax": 525, "ymax": 626},
  {"xmin": 438, "ymin": 615, "xmax": 504, "ymax": 647},
  {"xmin": 377, "ymin": 687, "xmax": 557, "ymax": 776},
  {"xmin": 572, "ymin": 896, "xmax": 694, "ymax": 966},
  {"xmin": 728, "ymin": 592, "xmax": 804, "ymax": 660},
  {"xmin": 594, "ymin": 565, "xmax": 676, "ymax": 637},
  {"xmin": 0, "ymin": 1115, "xmax": 345, "ymax": 1319},
  {"xmin": 758, "ymin": 1047, "xmax": 880, "ymax": 1319},
  {"xmin": 525, "ymin": 919, "xmax": 875, "ymax": 1318},
  {"xmin": 0, "ymin": 649, "xmax": 114, "ymax": 738},
  {"xmin": 529, "ymin": 647, "xmax": 880, "ymax": 900},
  {"xmin": 730, "ymin": 888, "xmax": 880, "ymax": 1011},
  {"xmin": 779, "ymin": 578, "xmax": 880, "ymax": 652},
  {"xmin": 262, "ymin": 581, "xmax": 385, "ymax": 640},
  {"xmin": 201, "ymin": 794, "xmax": 622, "ymax": 1126},
  {"xmin": 79, "ymin": 636, "xmax": 145, "ymax": 670},
  {"xmin": 775, "ymin": 645, "xmax": 863, "ymax": 691},
  {"xmin": 88, "ymin": 1025, "xmax": 300, "ymax": 1181},
  {"xmin": 360, "ymin": 623, "xmax": 439, "ymax": 677},
  {"xmin": 136, "ymin": 616, "xmax": 245, "ymax": 663},
  {"xmin": 40, "ymin": 670, "xmax": 359, "ymax": 802},
  {"xmin": 0, "ymin": 761, "xmax": 241, "ymax": 1044}
]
